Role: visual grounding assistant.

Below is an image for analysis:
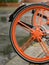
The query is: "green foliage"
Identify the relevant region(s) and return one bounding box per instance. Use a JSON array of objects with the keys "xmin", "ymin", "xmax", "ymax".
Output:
[{"xmin": 0, "ymin": 0, "xmax": 18, "ymax": 3}]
